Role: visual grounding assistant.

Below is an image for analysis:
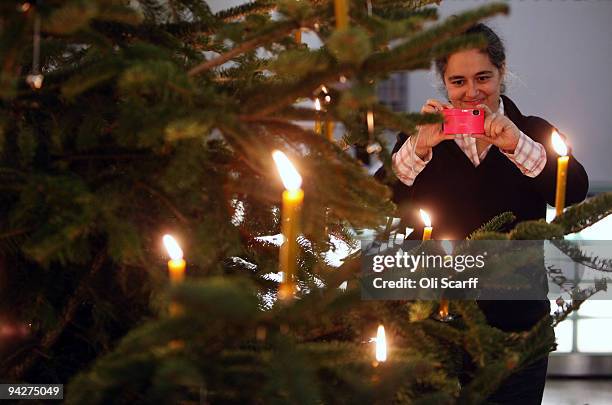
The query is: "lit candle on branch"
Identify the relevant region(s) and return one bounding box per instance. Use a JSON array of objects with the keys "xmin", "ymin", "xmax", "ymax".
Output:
[
  {"xmin": 26, "ymin": 13, "xmax": 43, "ymax": 90},
  {"xmin": 163, "ymin": 234, "xmax": 185, "ymax": 284},
  {"xmin": 325, "ymin": 118, "xmax": 334, "ymax": 141},
  {"xmin": 551, "ymin": 131, "xmax": 569, "ymax": 218},
  {"xmin": 434, "ymin": 240, "xmax": 454, "ymax": 322},
  {"xmin": 419, "ymin": 209, "xmax": 432, "ymax": 241},
  {"xmin": 375, "ymin": 324, "xmax": 387, "ymax": 363},
  {"xmin": 367, "ymin": 110, "xmax": 374, "ymax": 136},
  {"xmin": 365, "ymin": 109, "xmax": 381, "ymax": 154},
  {"xmin": 272, "ymin": 151, "xmax": 304, "ymax": 301},
  {"xmin": 314, "ymin": 87, "xmax": 335, "ymax": 140},
  {"xmin": 319, "ymin": 85, "xmax": 334, "ymax": 141},
  {"xmin": 334, "ymin": 0, "xmax": 349, "ymax": 30},
  {"xmin": 321, "ymin": 87, "xmax": 334, "ymax": 141},
  {"xmin": 314, "ymin": 98, "xmax": 322, "ymax": 135},
  {"xmin": 163, "ymin": 234, "xmax": 185, "ymax": 317}
]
